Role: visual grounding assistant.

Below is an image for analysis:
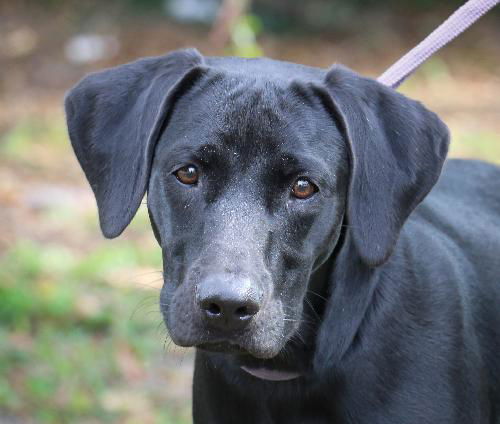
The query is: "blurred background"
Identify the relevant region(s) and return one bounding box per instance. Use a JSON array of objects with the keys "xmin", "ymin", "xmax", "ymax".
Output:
[{"xmin": 0, "ymin": 0, "xmax": 499, "ymax": 422}]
